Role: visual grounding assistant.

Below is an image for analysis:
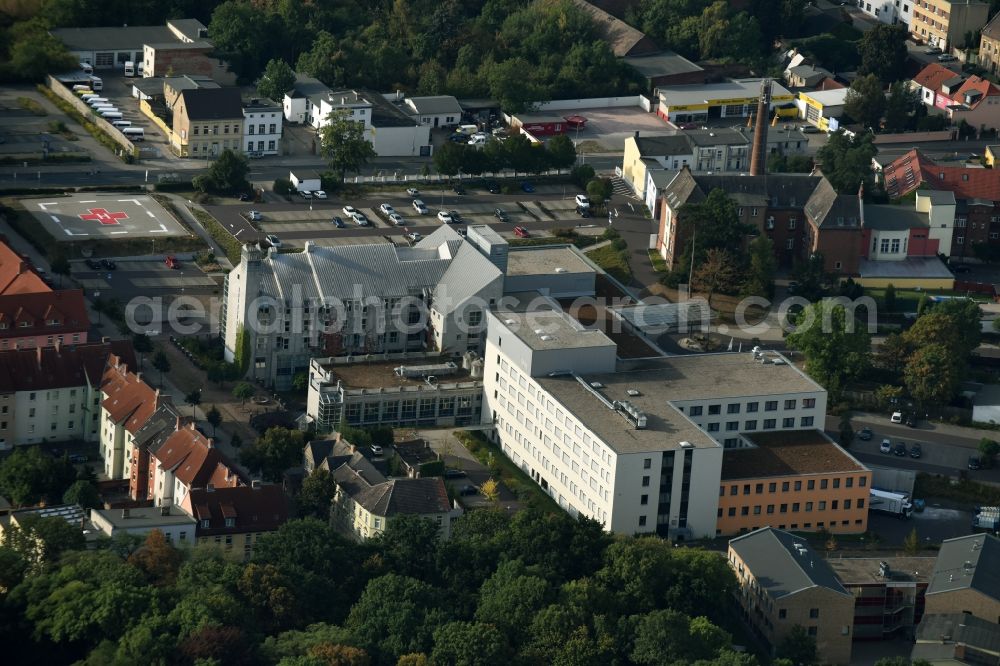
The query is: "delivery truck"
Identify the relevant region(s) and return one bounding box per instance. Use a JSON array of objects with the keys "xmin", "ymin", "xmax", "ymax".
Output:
[
  {"xmin": 973, "ymin": 506, "xmax": 999, "ymax": 533},
  {"xmin": 869, "ymin": 488, "xmax": 913, "ymax": 519}
]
